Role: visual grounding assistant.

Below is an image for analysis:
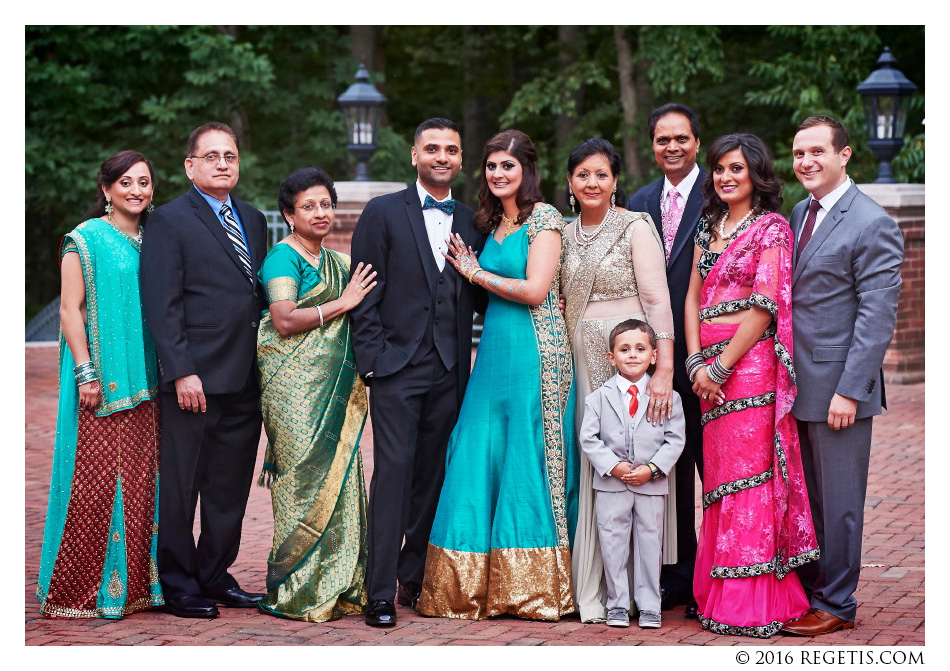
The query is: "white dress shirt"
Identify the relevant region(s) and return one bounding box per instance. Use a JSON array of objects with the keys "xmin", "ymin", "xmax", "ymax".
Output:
[
  {"xmin": 416, "ymin": 180, "xmax": 453, "ymax": 272},
  {"xmin": 802, "ymin": 176, "xmax": 853, "ymax": 241},
  {"xmin": 661, "ymin": 163, "xmax": 700, "ymax": 216}
]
